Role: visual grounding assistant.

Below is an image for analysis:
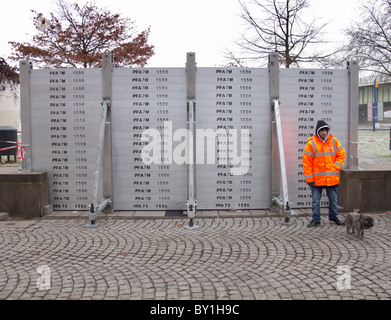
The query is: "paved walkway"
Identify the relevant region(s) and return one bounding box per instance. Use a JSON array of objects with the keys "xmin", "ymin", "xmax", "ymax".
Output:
[{"xmin": 0, "ymin": 211, "xmax": 390, "ymax": 300}]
